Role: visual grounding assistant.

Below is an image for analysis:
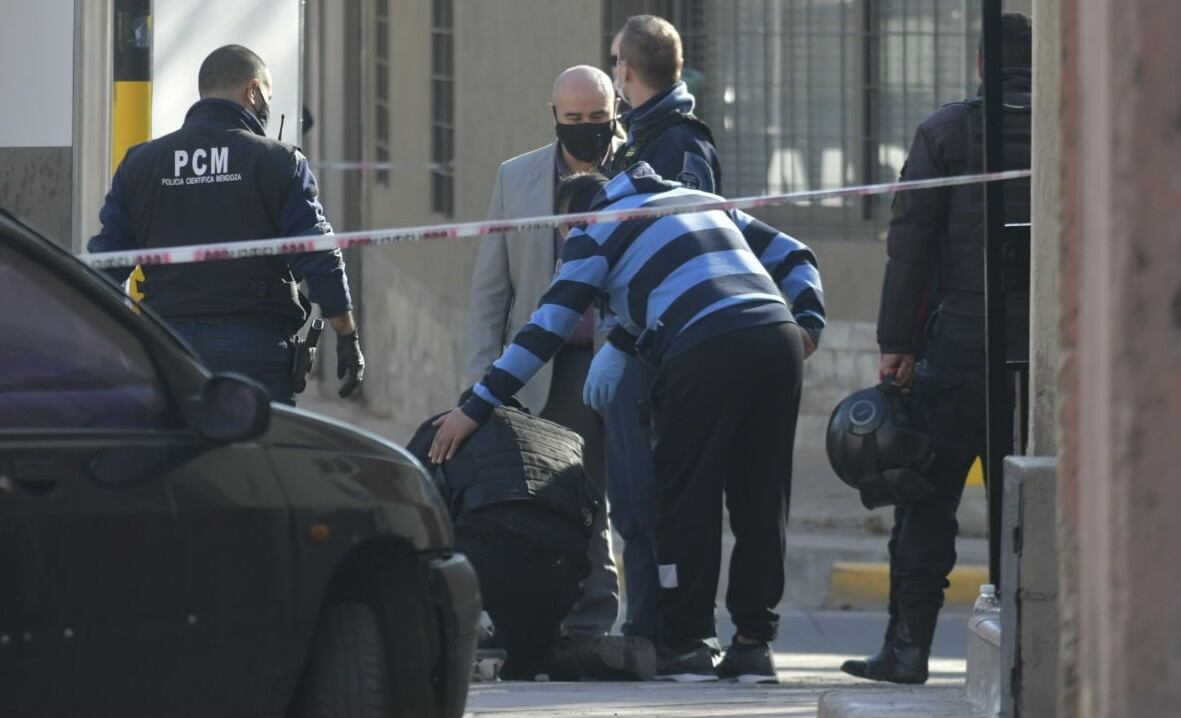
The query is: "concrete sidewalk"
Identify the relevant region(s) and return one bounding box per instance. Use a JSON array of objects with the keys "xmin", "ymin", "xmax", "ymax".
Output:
[
  {"xmin": 465, "ymin": 610, "xmax": 968, "ymax": 718},
  {"xmin": 818, "ymin": 688, "xmax": 978, "ymax": 718}
]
